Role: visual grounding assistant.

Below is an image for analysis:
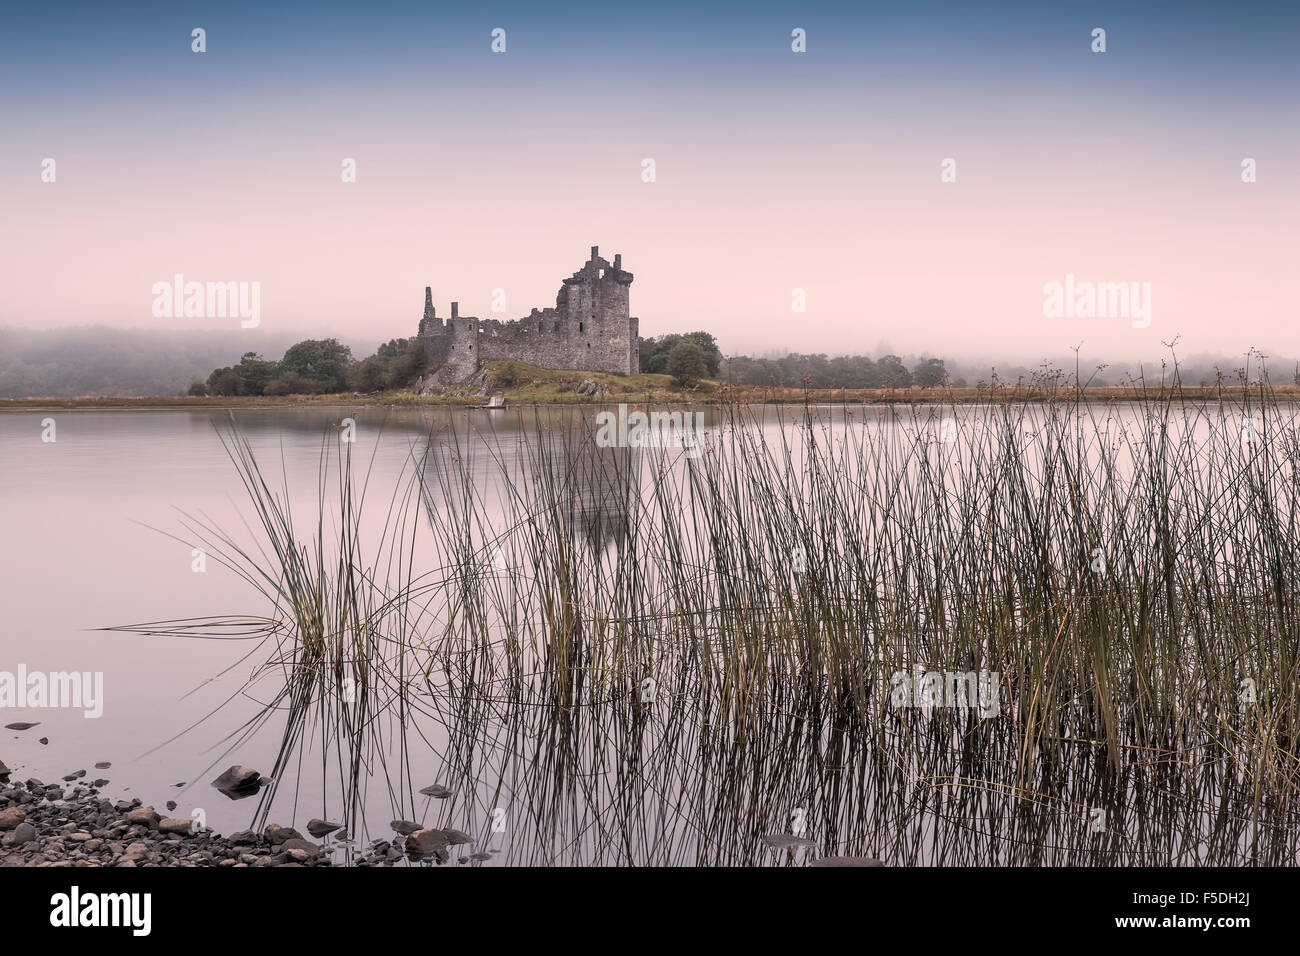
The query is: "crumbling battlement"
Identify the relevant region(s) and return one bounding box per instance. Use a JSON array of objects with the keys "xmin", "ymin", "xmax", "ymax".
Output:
[{"xmin": 418, "ymin": 246, "xmax": 639, "ymax": 382}]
